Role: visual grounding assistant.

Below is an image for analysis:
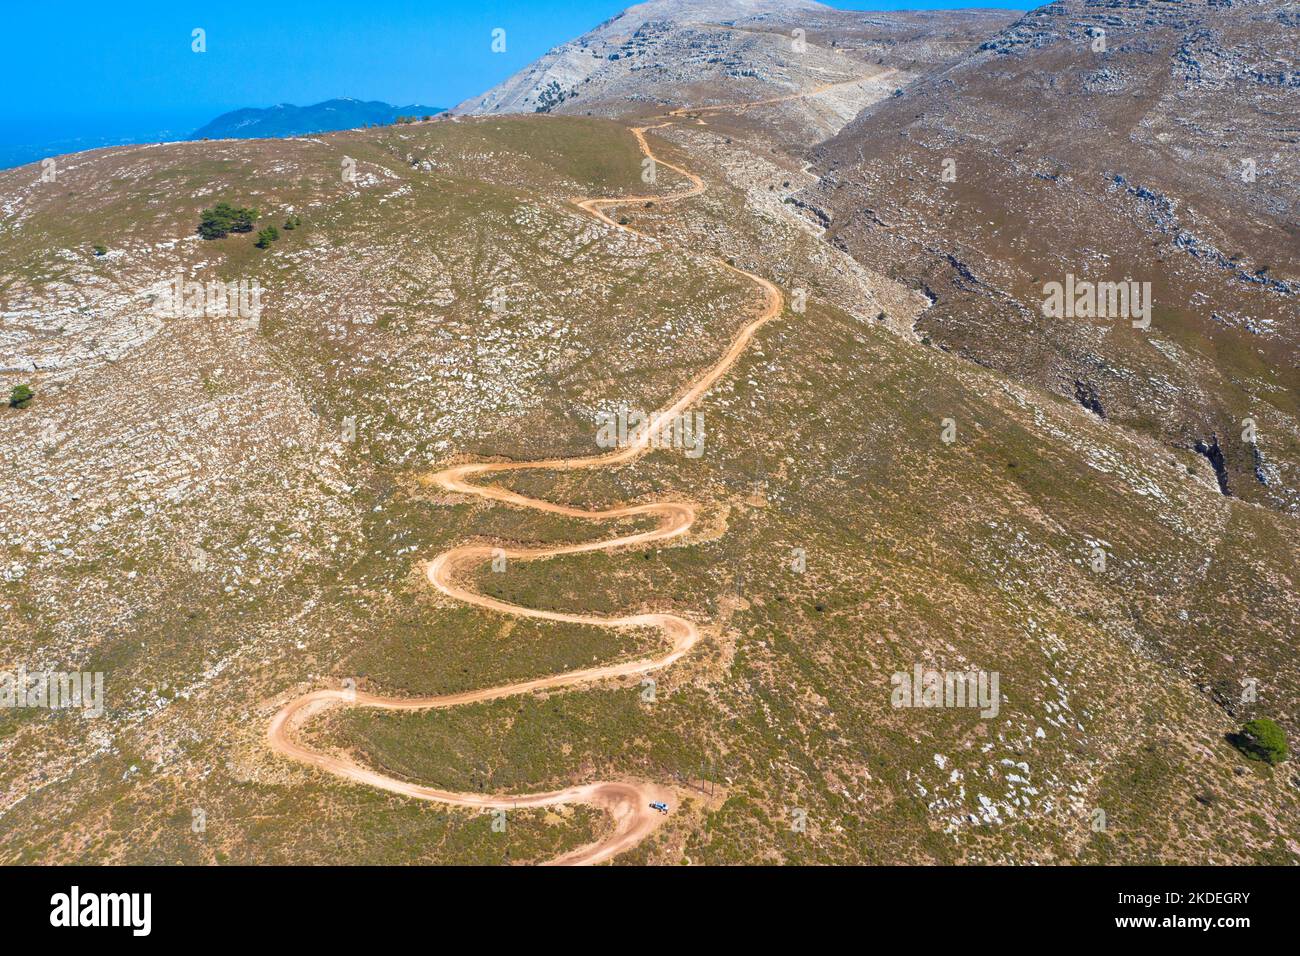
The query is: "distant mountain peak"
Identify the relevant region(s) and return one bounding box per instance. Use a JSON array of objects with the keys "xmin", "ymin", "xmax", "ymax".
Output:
[
  {"xmin": 453, "ymin": 0, "xmax": 938, "ymax": 121},
  {"xmin": 621, "ymin": 0, "xmax": 830, "ymax": 16},
  {"xmin": 191, "ymin": 98, "xmax": 443, "ymax": 140}
]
